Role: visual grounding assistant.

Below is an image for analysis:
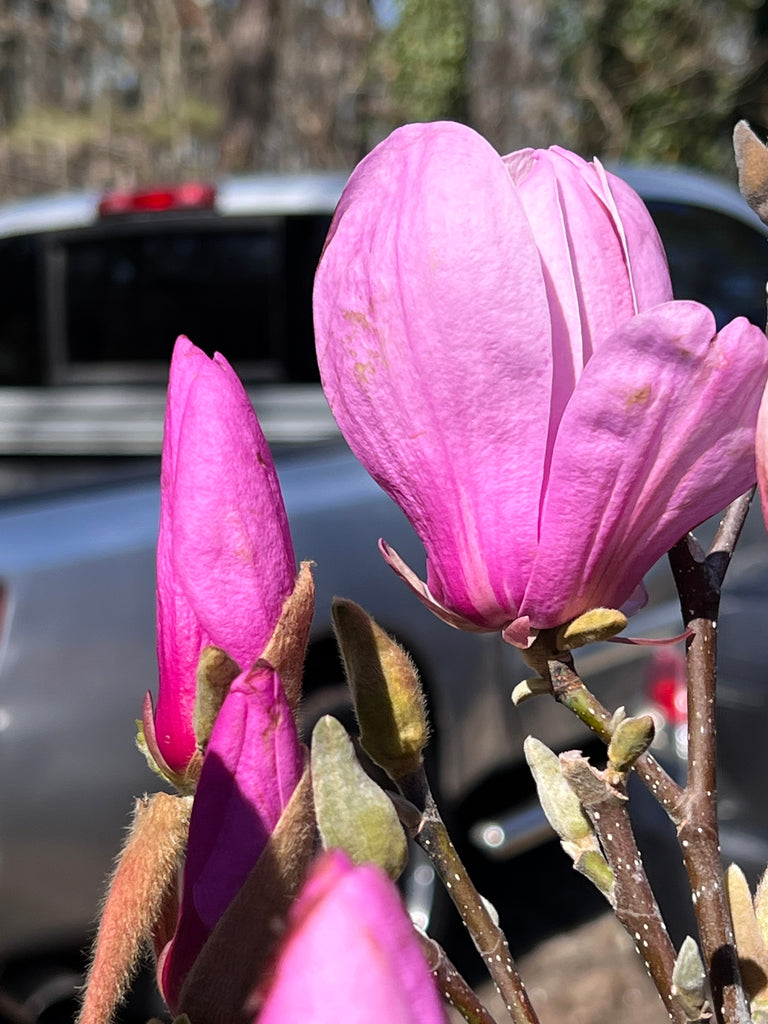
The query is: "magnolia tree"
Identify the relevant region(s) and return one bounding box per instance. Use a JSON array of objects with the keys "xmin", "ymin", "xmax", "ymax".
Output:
[{"xmin": 77, "ymin": 119, "xmax": 768, "ymax": 1024}]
